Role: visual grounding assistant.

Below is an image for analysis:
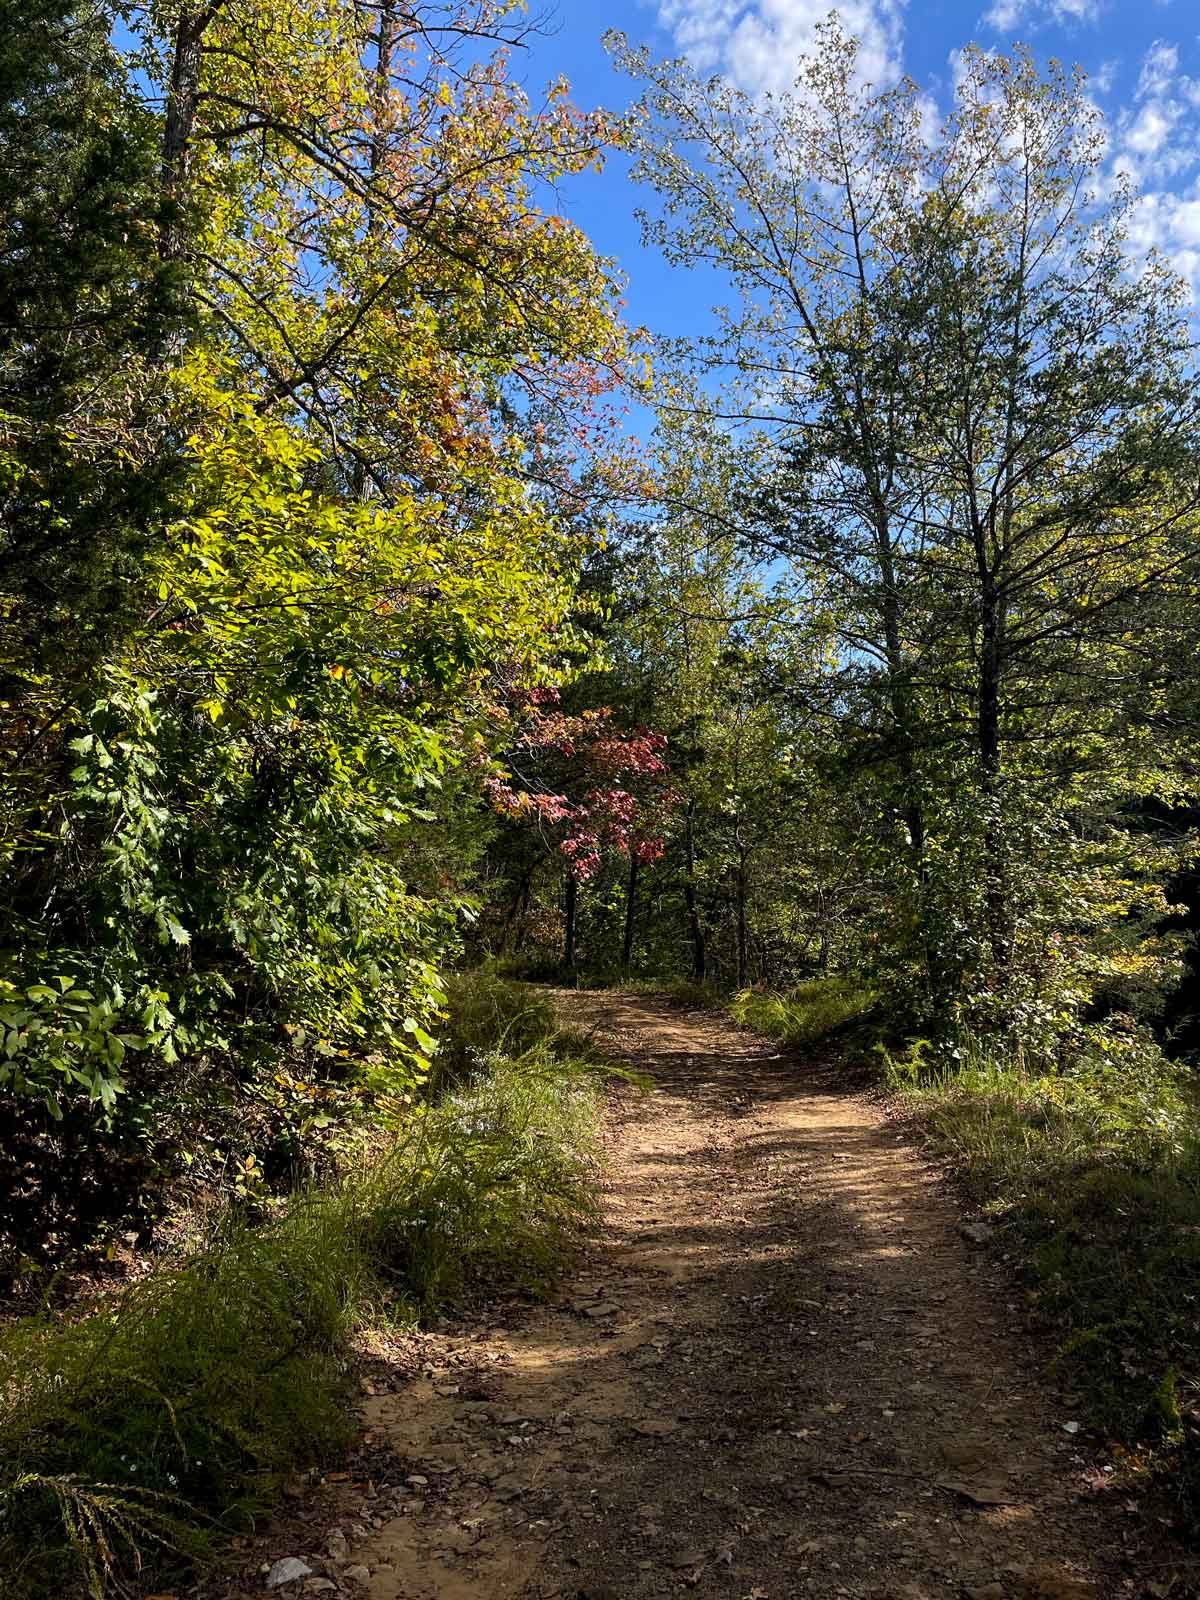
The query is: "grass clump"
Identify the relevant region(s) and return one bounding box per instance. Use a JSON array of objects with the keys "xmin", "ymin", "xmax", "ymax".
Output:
[
  {"xmin": 0, "ymin": 1198, "xmax": 362, "ymax": 1597},
  {"xmin": 364, "ymin": 1024, "xmax": 602, "ymax": 1309},
  {"xmin": 884, "ymin": 1029, "xmax": 1200, "ymax": 1530},
  {"xmin": 0, "ymin": 975, "xmax": 603, "ymax": 1598},
  {"xmin": 728, "ymin": 977, "xmax": 877, "ymax": 1046},
  {"xmin": 432, "ymin": 970, "xmax": 560, "ymax": 1088}
]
